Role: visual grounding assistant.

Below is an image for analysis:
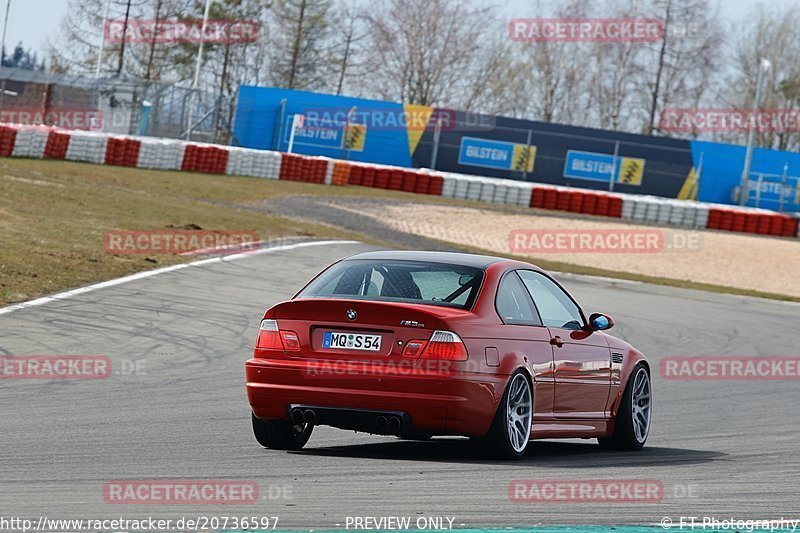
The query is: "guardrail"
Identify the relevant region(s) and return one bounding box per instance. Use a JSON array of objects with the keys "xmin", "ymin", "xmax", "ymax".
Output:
[{"xmin": 2, "ymin": 124, "xmax": 799, "ymax": 240}]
